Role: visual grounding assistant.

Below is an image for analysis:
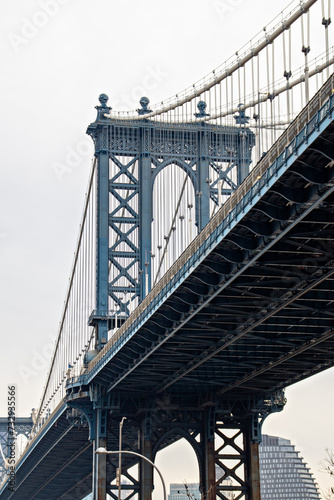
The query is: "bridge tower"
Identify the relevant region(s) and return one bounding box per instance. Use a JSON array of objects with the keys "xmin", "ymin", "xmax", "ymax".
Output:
[
  {"xmin": 87, "ymin": 94, "xmax": 255, "ymax": 351},
  {"xmin": 82, "ymin": 94, "xmax": 285, "ymax": 500},
  {"xmin": 83, "ymin": 94, "xmax": 282, "ymax": 500}
]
